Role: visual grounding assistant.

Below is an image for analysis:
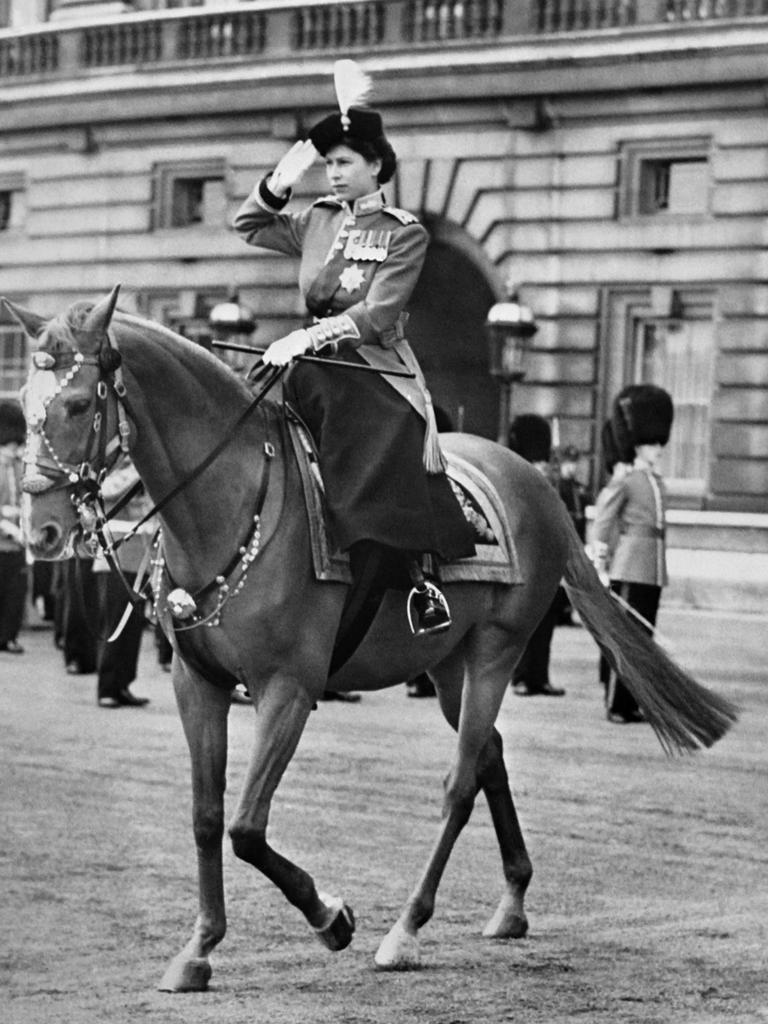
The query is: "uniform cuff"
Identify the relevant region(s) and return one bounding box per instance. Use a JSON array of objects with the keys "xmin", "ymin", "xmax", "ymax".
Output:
[{"xmin": 257, "ymin": 176, "xmax": 291, "ymax": 211}]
